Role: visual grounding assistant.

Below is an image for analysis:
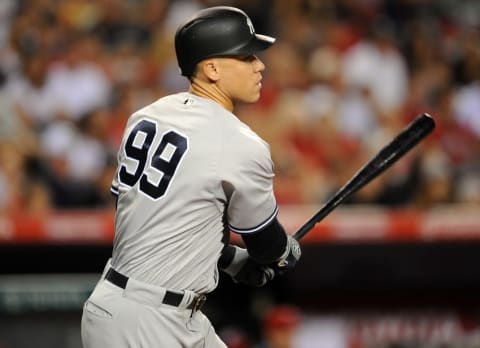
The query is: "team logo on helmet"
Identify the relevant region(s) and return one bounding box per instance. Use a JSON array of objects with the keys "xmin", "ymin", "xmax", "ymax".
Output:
[{"xmin": 246, "ymin": 17, "xmax": 255, "ymax": 35}]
